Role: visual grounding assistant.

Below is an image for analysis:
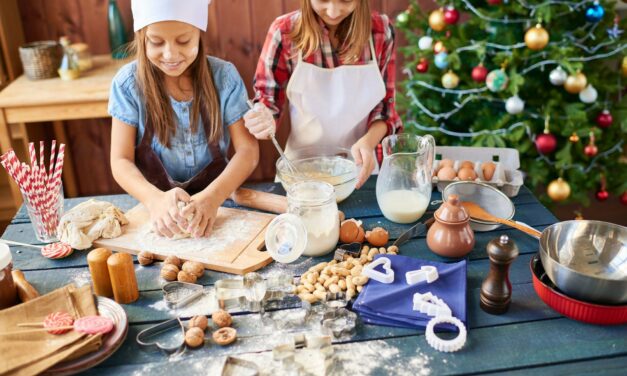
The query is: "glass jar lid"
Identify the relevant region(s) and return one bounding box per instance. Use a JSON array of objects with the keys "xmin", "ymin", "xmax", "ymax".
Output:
[
  {"xmin": 0, "ymin": 244, "xmax": 12, "ymax": 269},
  {"xmin": 264, "ymin": 214, "xmax": 308, "ymax": 264}
]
